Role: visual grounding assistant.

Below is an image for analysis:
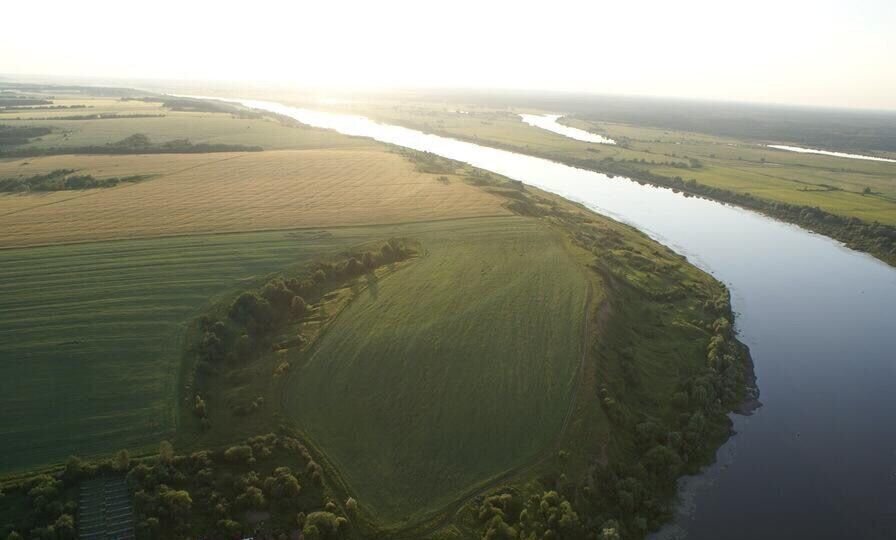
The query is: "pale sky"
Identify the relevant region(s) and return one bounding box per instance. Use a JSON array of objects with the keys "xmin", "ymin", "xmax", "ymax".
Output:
[{"xmin": 2, "ymin": 0, "xmax": 894, "ymax": 110}]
